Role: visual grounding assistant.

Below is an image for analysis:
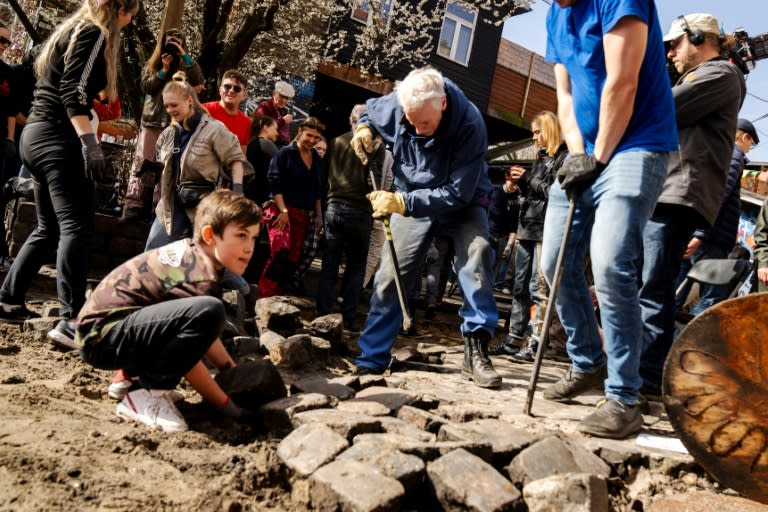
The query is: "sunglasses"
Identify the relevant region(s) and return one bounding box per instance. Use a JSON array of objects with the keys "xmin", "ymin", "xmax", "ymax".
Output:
[
  {"xmin": 0, "ymin": 37, "xmax": 10, "ymax": 46},
  {"xmin": 222, "ymin": 83, "xmax": 243, "ymax": 93}
]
